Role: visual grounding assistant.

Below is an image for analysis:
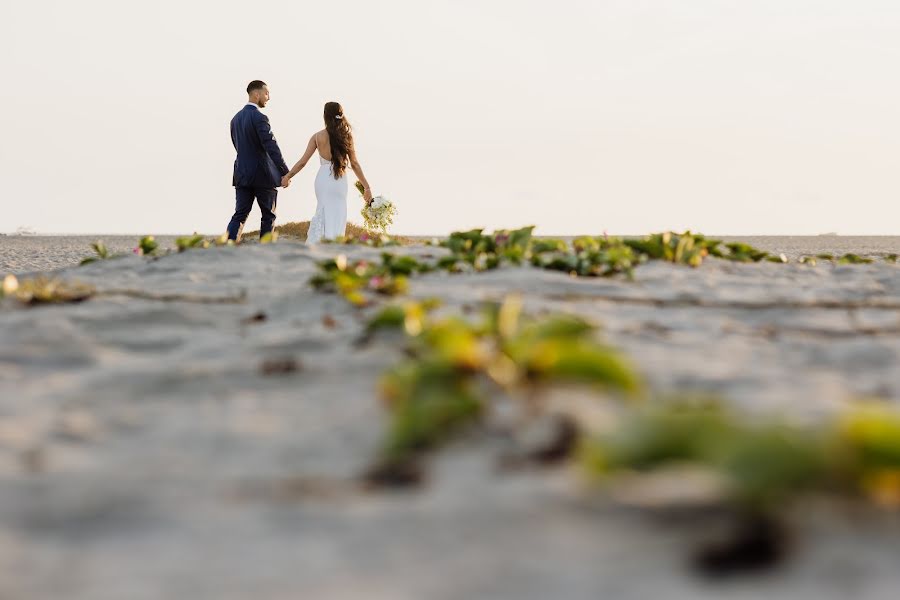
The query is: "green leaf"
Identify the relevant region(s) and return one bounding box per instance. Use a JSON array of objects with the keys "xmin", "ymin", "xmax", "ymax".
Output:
[
  {"xmin": 365, "ymin": 305, "xmax": 407, "ymax": 333},
  {"xmin": 716, "ymin": 427, "xmax": 829, "ymax": 507},
  {"xmin": 138, "ymin": 235, "xmax": 159, "ymax": 255},
  {"xmin": 530, "ymin": 239, "xmax": 568, "ymax": 254},
  {"xmin": 514, "ymin": 314, "xmax": 596, "ymax": 343},
  {"xmin": 840, "ymin": 405, "xmax": 900, "ymax": 468},
  {"xmin": 91, "ymin": 241, "xmax": 110, "ymax": 259},
  {"xmin": 380, "ymin": 360, "xmax": 483, "ymax": 460},
  {"xmin": 513, "ymin": 339, "xmax": 641, "ymax": 393},
  {"xmin": 838, "ymin": 253, "xmax": 873, "ymax": 265},
  {"xmin": 175, "ymin": 234, "xmax": 208, "ymax": 251}
]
